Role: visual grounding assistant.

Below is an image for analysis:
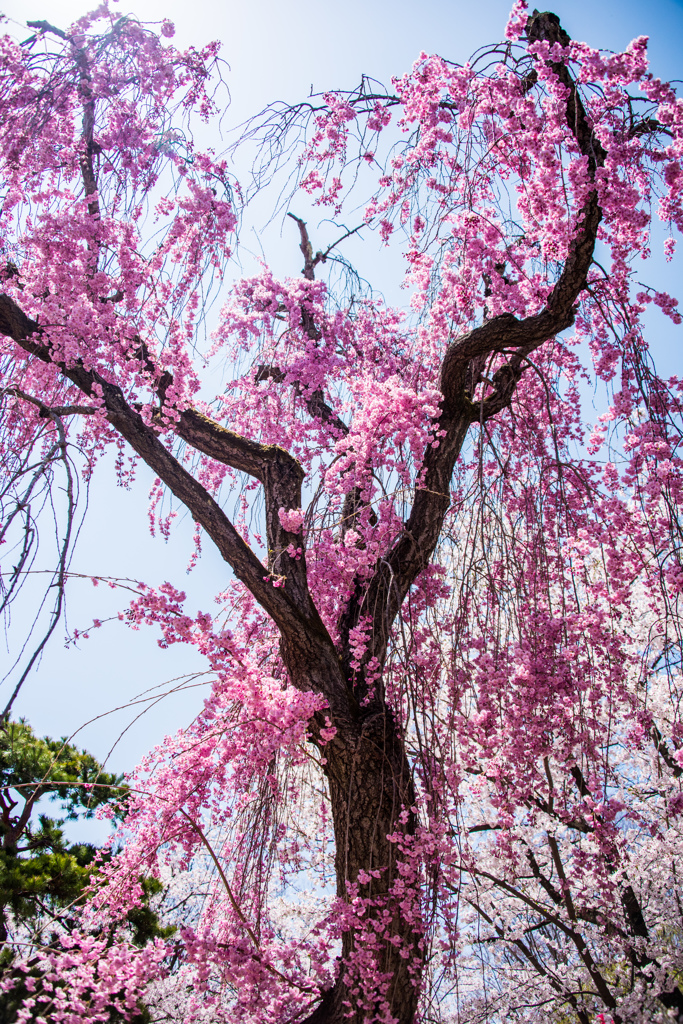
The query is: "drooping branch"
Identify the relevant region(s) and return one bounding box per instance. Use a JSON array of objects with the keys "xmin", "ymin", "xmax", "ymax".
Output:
[
  {"xmin": 345, "ymin": 11, "xmax": 607, "ymax": 682},
  {"xmin": 0, "ymin": 406, "xmax": 76, "ymax": 721}
]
